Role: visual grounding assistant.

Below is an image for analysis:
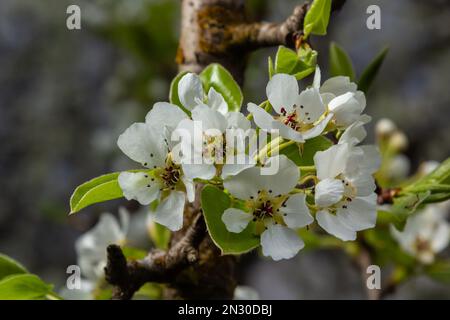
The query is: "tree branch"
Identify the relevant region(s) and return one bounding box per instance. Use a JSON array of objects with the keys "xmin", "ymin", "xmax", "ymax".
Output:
[{"xmin": 105, "ymin": 213, "xmax": 206, "ymax": 300}]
